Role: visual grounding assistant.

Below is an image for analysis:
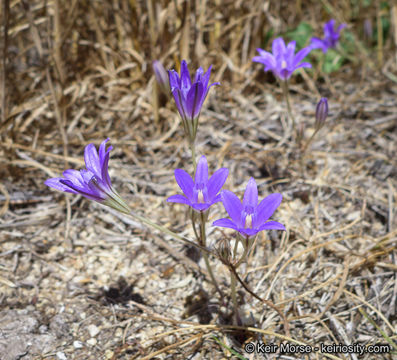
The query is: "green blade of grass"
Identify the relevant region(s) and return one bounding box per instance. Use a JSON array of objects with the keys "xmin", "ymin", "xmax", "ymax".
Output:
[{"xmin": 212, "ymin": 336, "xmax": 248, "ymax": 360}]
